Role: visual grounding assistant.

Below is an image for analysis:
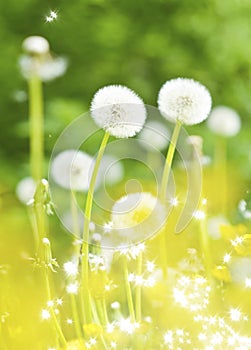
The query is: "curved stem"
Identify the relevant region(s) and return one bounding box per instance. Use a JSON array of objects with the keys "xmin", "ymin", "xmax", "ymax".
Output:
[
  {"xmin": 160, "ymin": 120, "xmax": 182, "ymax": 203},
  {"xmin": 81, "ymin": 132, "xmax": 110, "ymax": 325}
]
